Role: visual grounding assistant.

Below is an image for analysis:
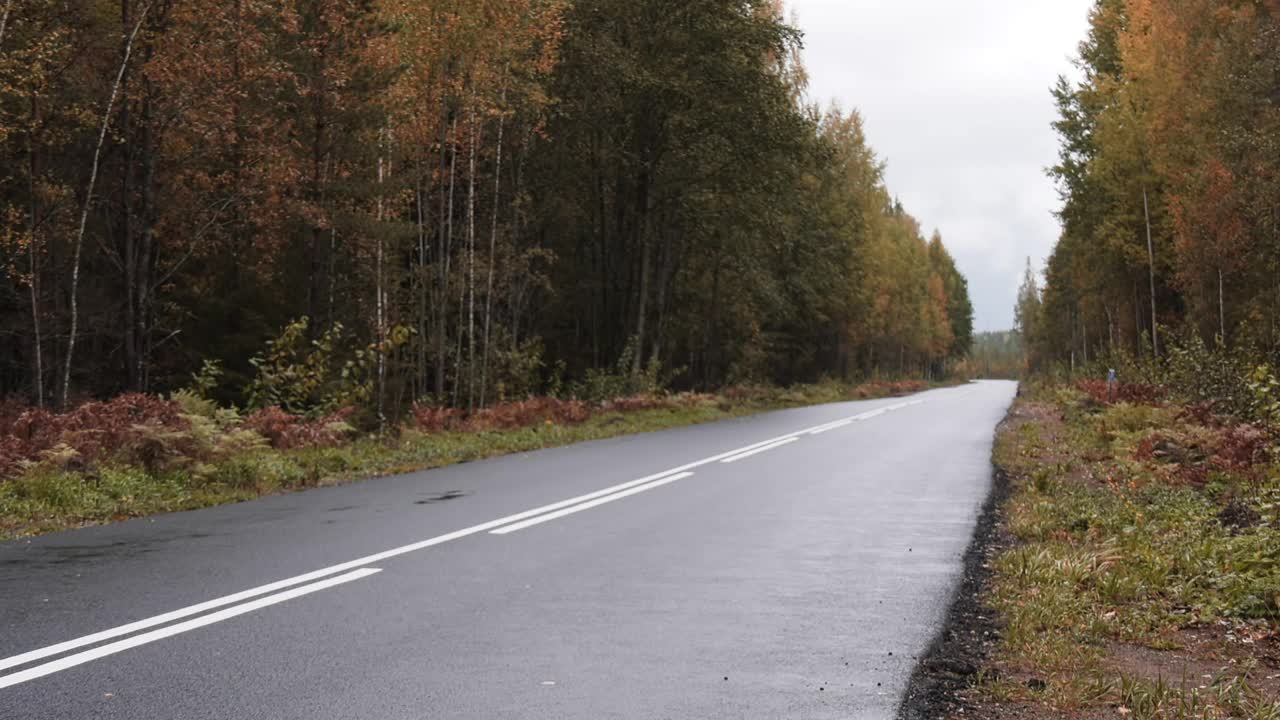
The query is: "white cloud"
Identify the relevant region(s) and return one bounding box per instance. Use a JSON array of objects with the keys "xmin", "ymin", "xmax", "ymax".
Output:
[{"xmin": 787, "ymin": 0, "xmax": 1093, "ymax": 330}]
